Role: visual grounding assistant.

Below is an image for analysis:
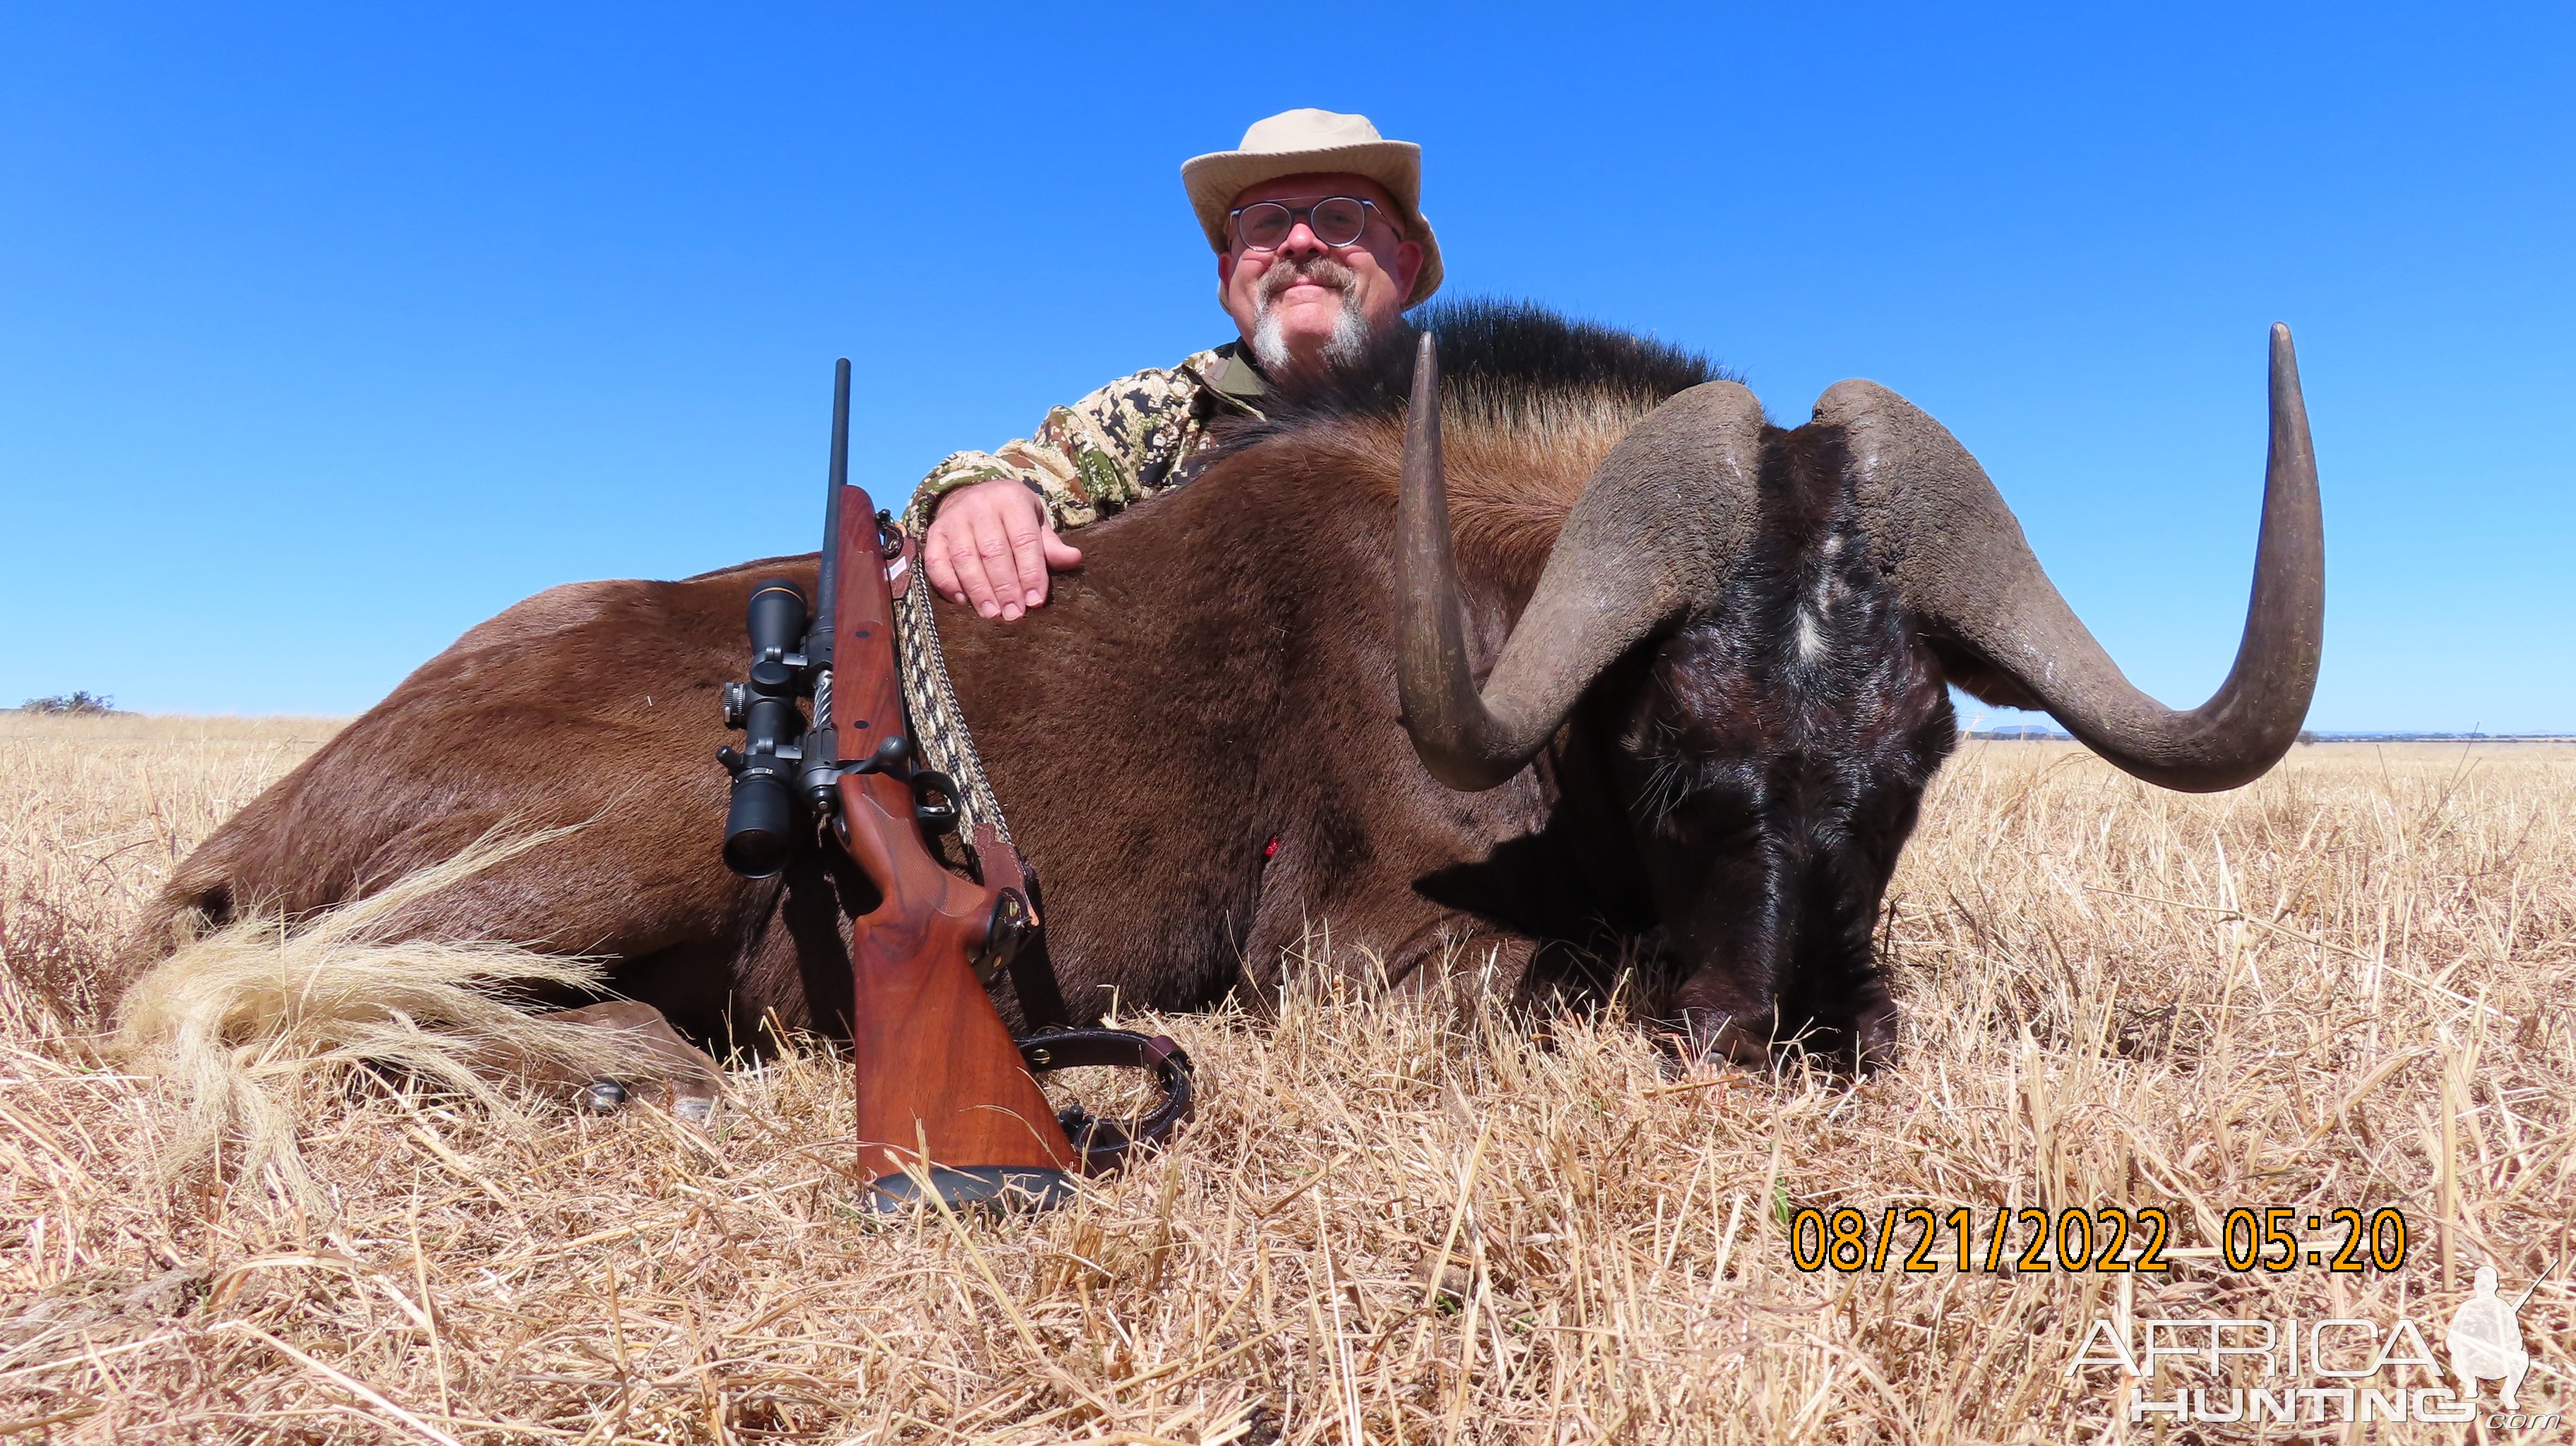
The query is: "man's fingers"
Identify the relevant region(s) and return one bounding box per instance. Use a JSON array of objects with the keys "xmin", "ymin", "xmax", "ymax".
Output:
[
  {"xmin": 953, "ymin": 546, "xmax": 1004, "ymax": 618},
  {"xmin": 1001, "ymin": 504, "xmax": 1049, "ymax": 609},
  {"xmin": 924, "ymin": 530, "xmax": 966, "ymax": 604},
  {"xmin": 1040, "ymin": 528, "xmax": 1083, "ymax": 570},
  {"xmin": 934, "ymin": 508, "xmax": 1003, "ymax": 619},
  {"xmin": 968, "ymin": 514, "xmax": 1023, "ymax": 619}
]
